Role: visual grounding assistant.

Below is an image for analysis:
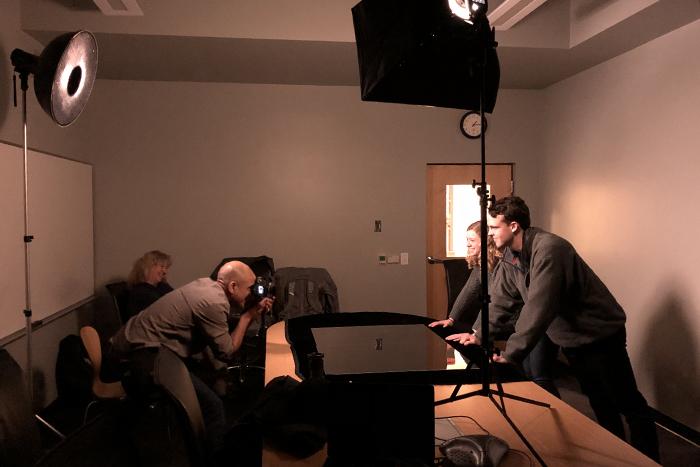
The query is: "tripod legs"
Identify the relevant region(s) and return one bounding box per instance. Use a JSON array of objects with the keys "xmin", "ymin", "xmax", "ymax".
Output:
[
  {"xmin": 435, "ymin": 382, "xmax": 551, "ymax": 467},
  {"xmin": 437, "ymin": 386, "xmax": 550, "ymax": 408},
  {"xmin": 487, "ymin": 391, "xmax": 549, "ymax": 467}
]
